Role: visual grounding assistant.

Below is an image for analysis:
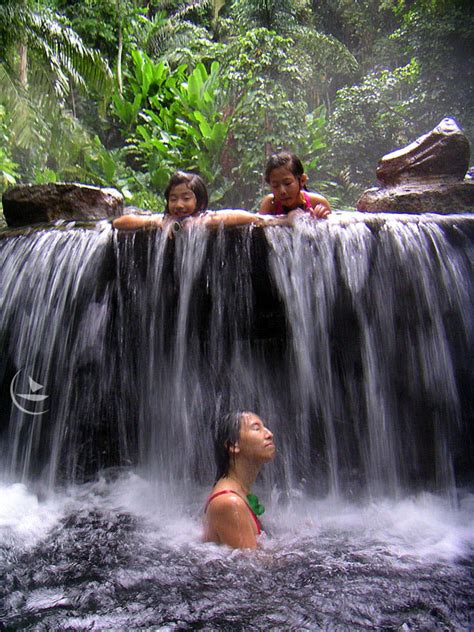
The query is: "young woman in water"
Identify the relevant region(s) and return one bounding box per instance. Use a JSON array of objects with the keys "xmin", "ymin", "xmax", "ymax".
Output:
[
  {"xmin": 203, "ymin": 411, "xmax": 275, "ymax": 549},
  {"xmin": 259, "ymin": 151, "xmax": 331, "ymax": 219},
  {"xmin": 113, "ymin": 171, "xmax": 278, "ymax": 231}
]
